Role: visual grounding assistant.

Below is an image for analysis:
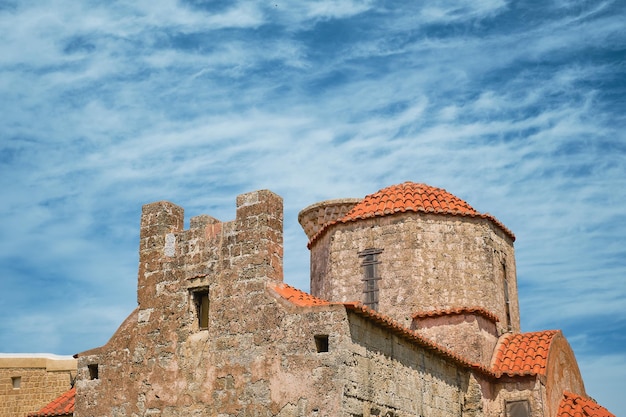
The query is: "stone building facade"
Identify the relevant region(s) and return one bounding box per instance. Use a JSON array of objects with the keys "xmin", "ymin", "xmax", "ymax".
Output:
[
  {"xmin": 0, "ymin": 354, "xmax": 76, "ymax": 417},
  {"xmin": 73, "ymin": 182, "xmax": 613, "ymax": 417}
]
